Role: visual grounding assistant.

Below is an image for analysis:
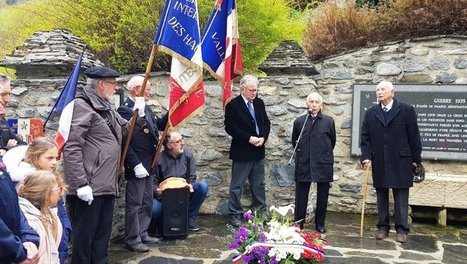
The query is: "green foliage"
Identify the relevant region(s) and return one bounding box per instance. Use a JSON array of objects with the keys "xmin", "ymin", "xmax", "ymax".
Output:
[
  {"xmin": 303, "ymin": 0, "xmax": 467, "ymax": 61},
  {"xmin": 0, "ymin": 0, "xmax": 61, "ymax": 60},
  {"xmin": 1, "ymin": 0, "xmax": 306, "ymax": 74},
  {"xmin": 236, "ymin": 0, "xmax": 306, "ymax": 74}
]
